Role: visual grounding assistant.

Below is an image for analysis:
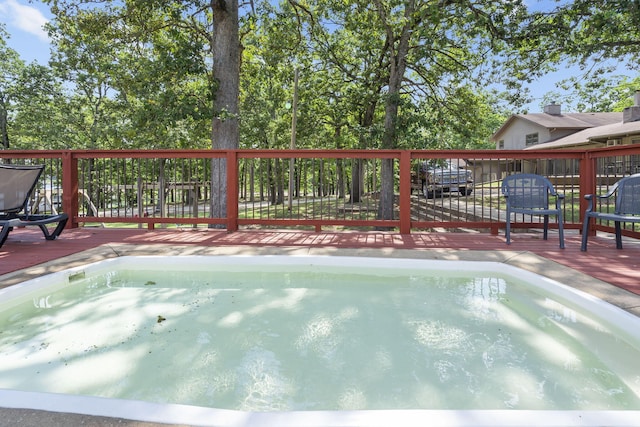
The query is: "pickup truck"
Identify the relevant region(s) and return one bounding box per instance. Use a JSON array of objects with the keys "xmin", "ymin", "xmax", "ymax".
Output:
[{"xmin": 413, "ymin": 161, "xmax": 474, "ymax": 199}]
